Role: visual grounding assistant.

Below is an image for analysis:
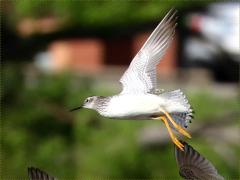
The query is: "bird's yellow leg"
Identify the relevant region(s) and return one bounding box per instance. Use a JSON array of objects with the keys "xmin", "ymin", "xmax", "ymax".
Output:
[
  {"xmin": 159, "ymin": 116, "xmax": 184, "ymax": 151},
  {"xmin": 160, "ymin": 108, "xmax": 191, "ymax": 139}
]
